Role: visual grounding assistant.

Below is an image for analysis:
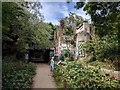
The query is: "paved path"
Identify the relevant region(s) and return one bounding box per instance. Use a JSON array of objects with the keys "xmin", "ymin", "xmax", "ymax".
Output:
[{"xmin": 31, "ymin": 63, "xmax": 57, "ymax": 89}]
